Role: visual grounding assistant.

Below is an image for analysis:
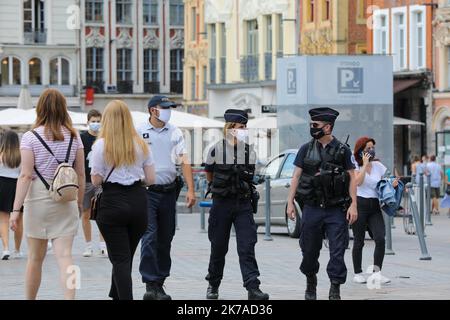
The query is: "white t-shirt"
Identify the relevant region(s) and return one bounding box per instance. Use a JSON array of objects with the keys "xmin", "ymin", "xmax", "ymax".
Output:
[{"xmin": 355, "ymin": 161, "xmax": 387, "ymax": 199}]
